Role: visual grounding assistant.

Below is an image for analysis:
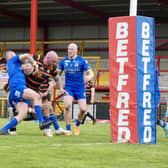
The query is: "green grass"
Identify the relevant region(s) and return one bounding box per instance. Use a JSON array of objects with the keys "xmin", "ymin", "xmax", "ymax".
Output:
[{"xmin": 0, "ymin": 119, "xmax": 167, "ymax": 168}]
